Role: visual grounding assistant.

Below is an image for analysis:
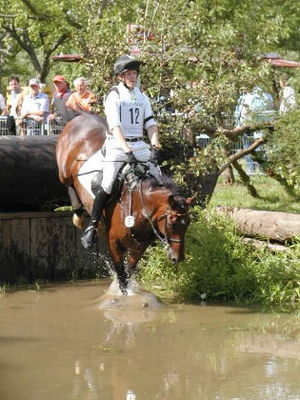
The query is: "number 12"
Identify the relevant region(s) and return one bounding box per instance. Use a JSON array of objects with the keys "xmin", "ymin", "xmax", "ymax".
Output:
[{"xmin": 129, "ymin": 108, "xmax": 139, "ymax": 124}]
